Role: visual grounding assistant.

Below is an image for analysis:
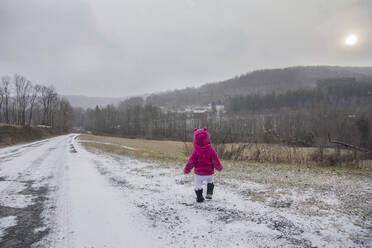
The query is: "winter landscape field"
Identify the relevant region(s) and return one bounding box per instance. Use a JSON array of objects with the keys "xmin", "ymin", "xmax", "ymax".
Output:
[
  {"xmin": 1, "ymin": 1, "xmax": 372, "ymax": 247},
  {"xmin": 0, "ymin": 134, "xmax": 371, "ymax": 247}
]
